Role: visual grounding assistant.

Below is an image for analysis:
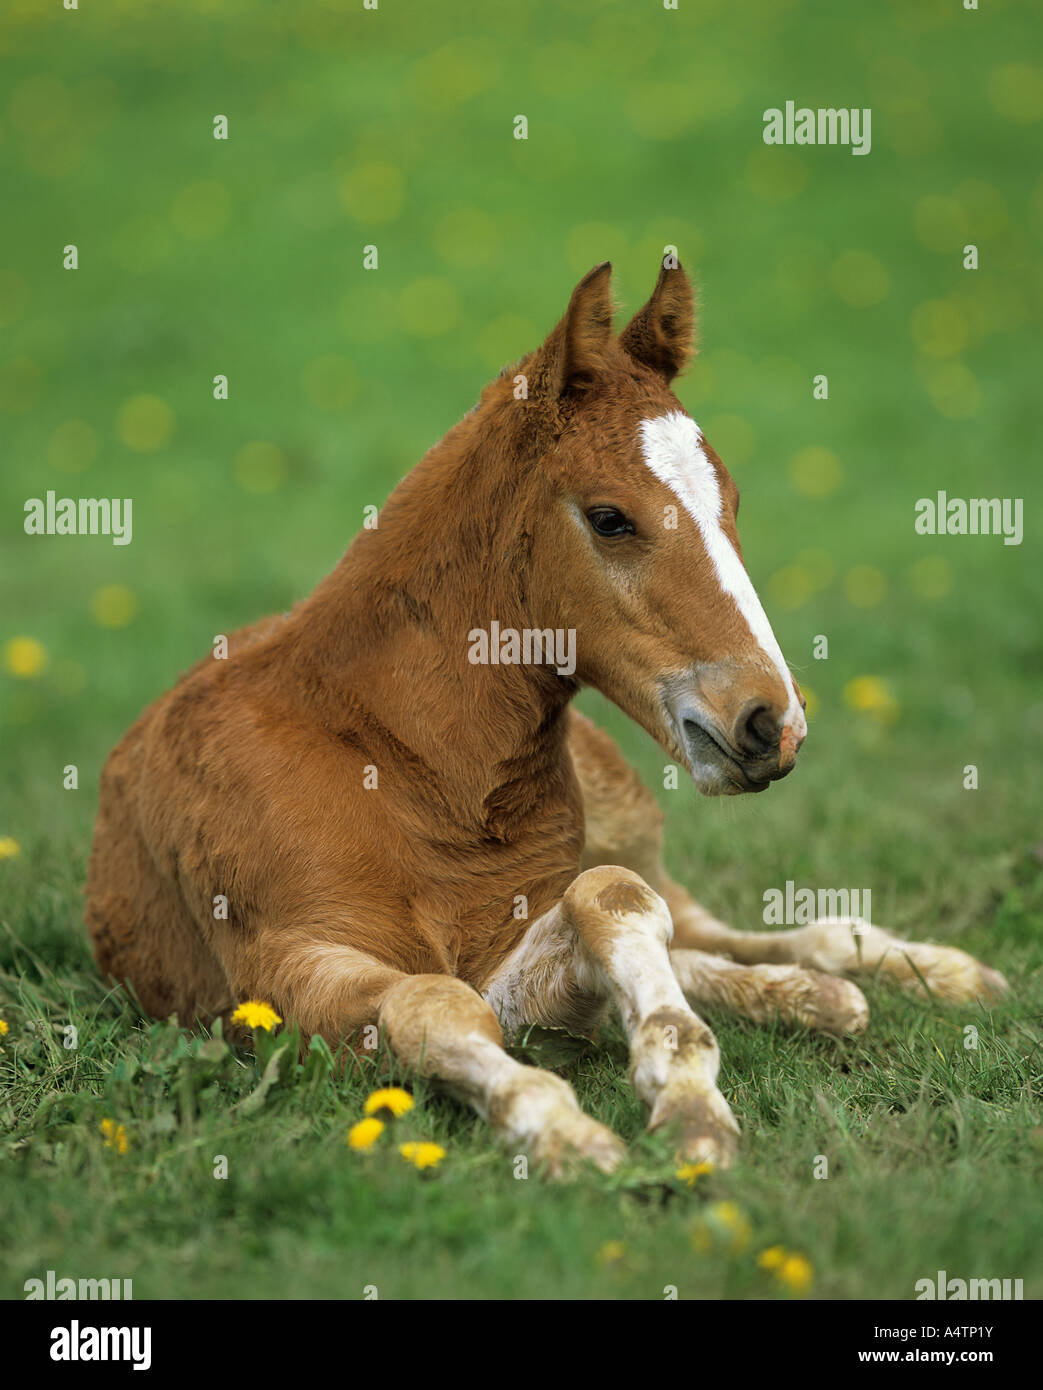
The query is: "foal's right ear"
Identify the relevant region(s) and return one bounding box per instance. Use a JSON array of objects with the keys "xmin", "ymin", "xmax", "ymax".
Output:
[
  {"xmin": 619, "ymin": 260, "xmax": 695, "ymax": 382},
  {"xmin": 532, "ymin": 262, "xmax": 615, "ymax": 398}
]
